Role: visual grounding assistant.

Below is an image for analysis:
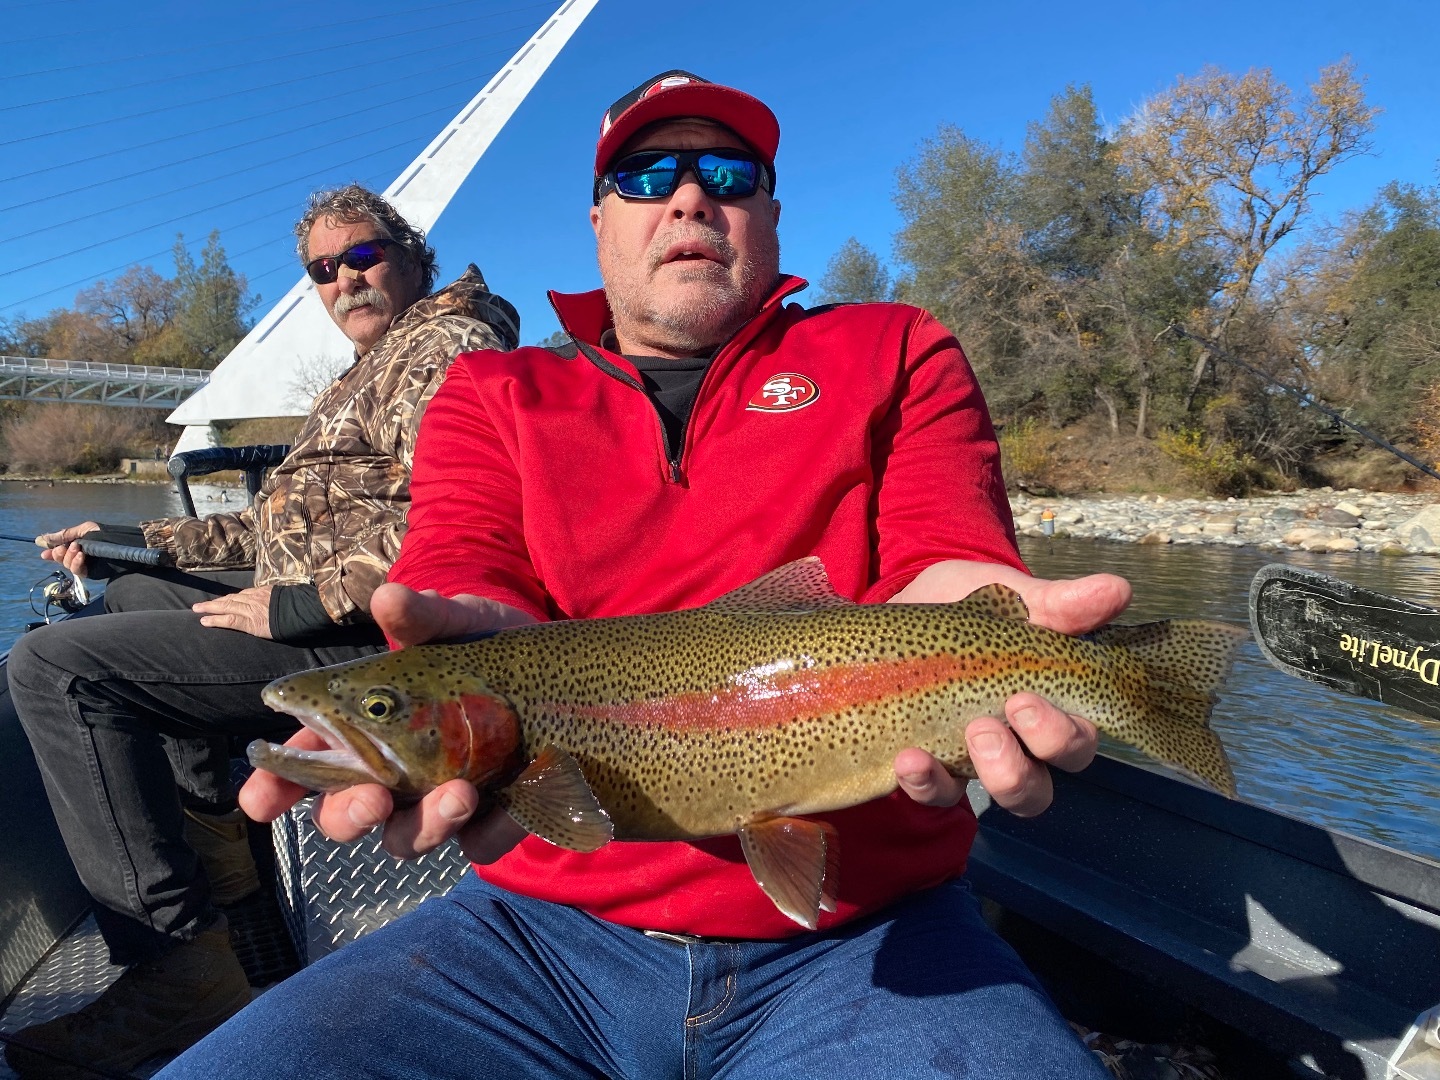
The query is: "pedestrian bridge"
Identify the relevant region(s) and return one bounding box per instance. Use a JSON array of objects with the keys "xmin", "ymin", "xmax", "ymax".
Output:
[{"xmin": 0, "ymin": 355, "xmax": 210, "ymax": 408}]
